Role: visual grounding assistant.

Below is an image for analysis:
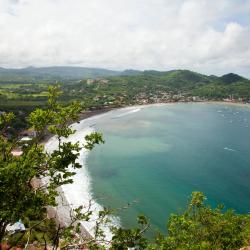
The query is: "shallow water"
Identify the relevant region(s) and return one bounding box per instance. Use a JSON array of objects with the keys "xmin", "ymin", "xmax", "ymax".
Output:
[{"xmin": 85, "ymin": 103, "xmax": 250, "ymax": 234}]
